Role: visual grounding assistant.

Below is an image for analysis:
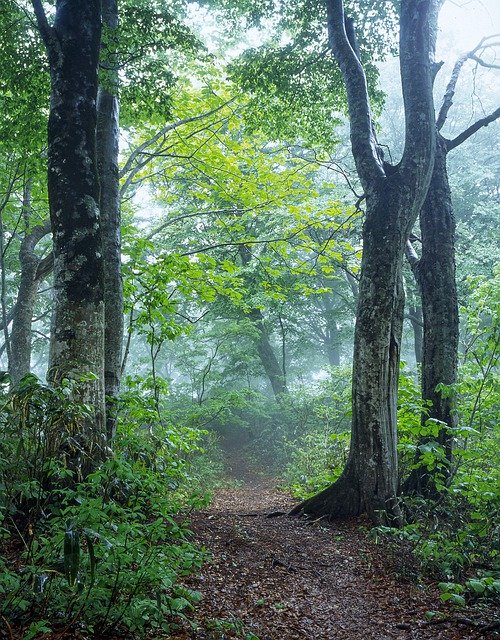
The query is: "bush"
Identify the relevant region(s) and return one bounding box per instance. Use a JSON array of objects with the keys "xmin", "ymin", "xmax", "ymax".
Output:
[{"xmin": 0, "ymin": 375, "xmax": 206, "ymax": 638}]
